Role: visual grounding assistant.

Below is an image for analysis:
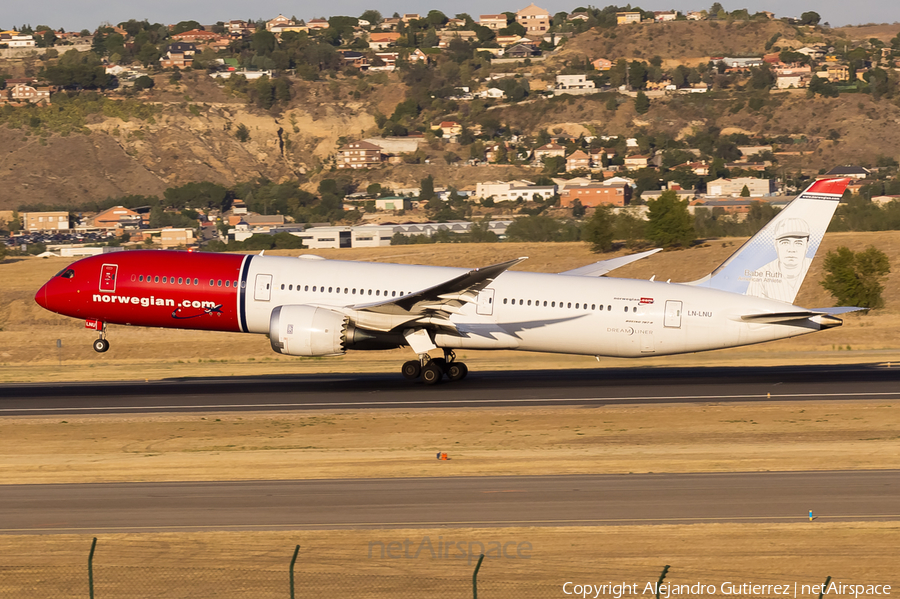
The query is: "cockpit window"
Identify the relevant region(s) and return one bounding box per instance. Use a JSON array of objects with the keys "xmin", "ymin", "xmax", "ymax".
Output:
[{"xmin": 59, "ymin": 269, "xmax": 75, "ymax": 279}]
